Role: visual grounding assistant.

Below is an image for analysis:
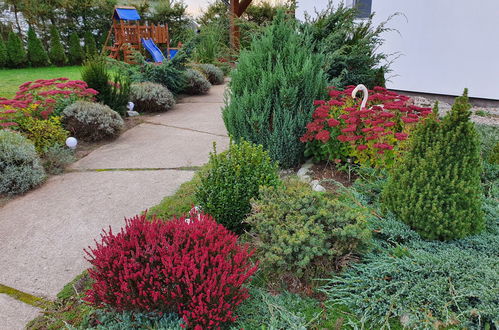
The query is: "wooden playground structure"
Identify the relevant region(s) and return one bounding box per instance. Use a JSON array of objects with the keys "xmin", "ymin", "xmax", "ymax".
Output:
[{"xmin": 102, "ymin": 6, "xmax": 176, "ymax": 63}]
